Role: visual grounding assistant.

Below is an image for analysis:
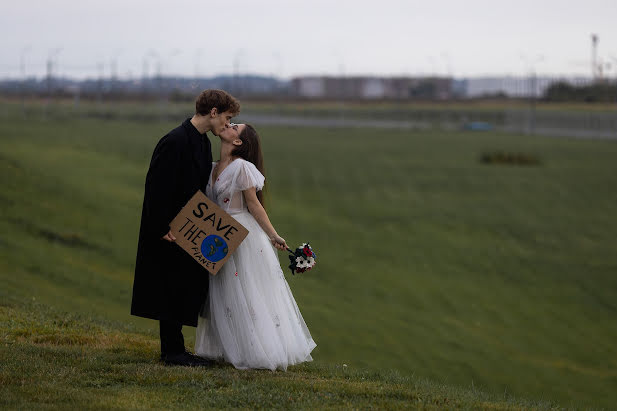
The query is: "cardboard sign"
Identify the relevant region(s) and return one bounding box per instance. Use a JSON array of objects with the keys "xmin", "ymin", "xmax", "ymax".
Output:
[{"xmin": 169, "ymin": 190, "xmax": 248, "ymax": 275}]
